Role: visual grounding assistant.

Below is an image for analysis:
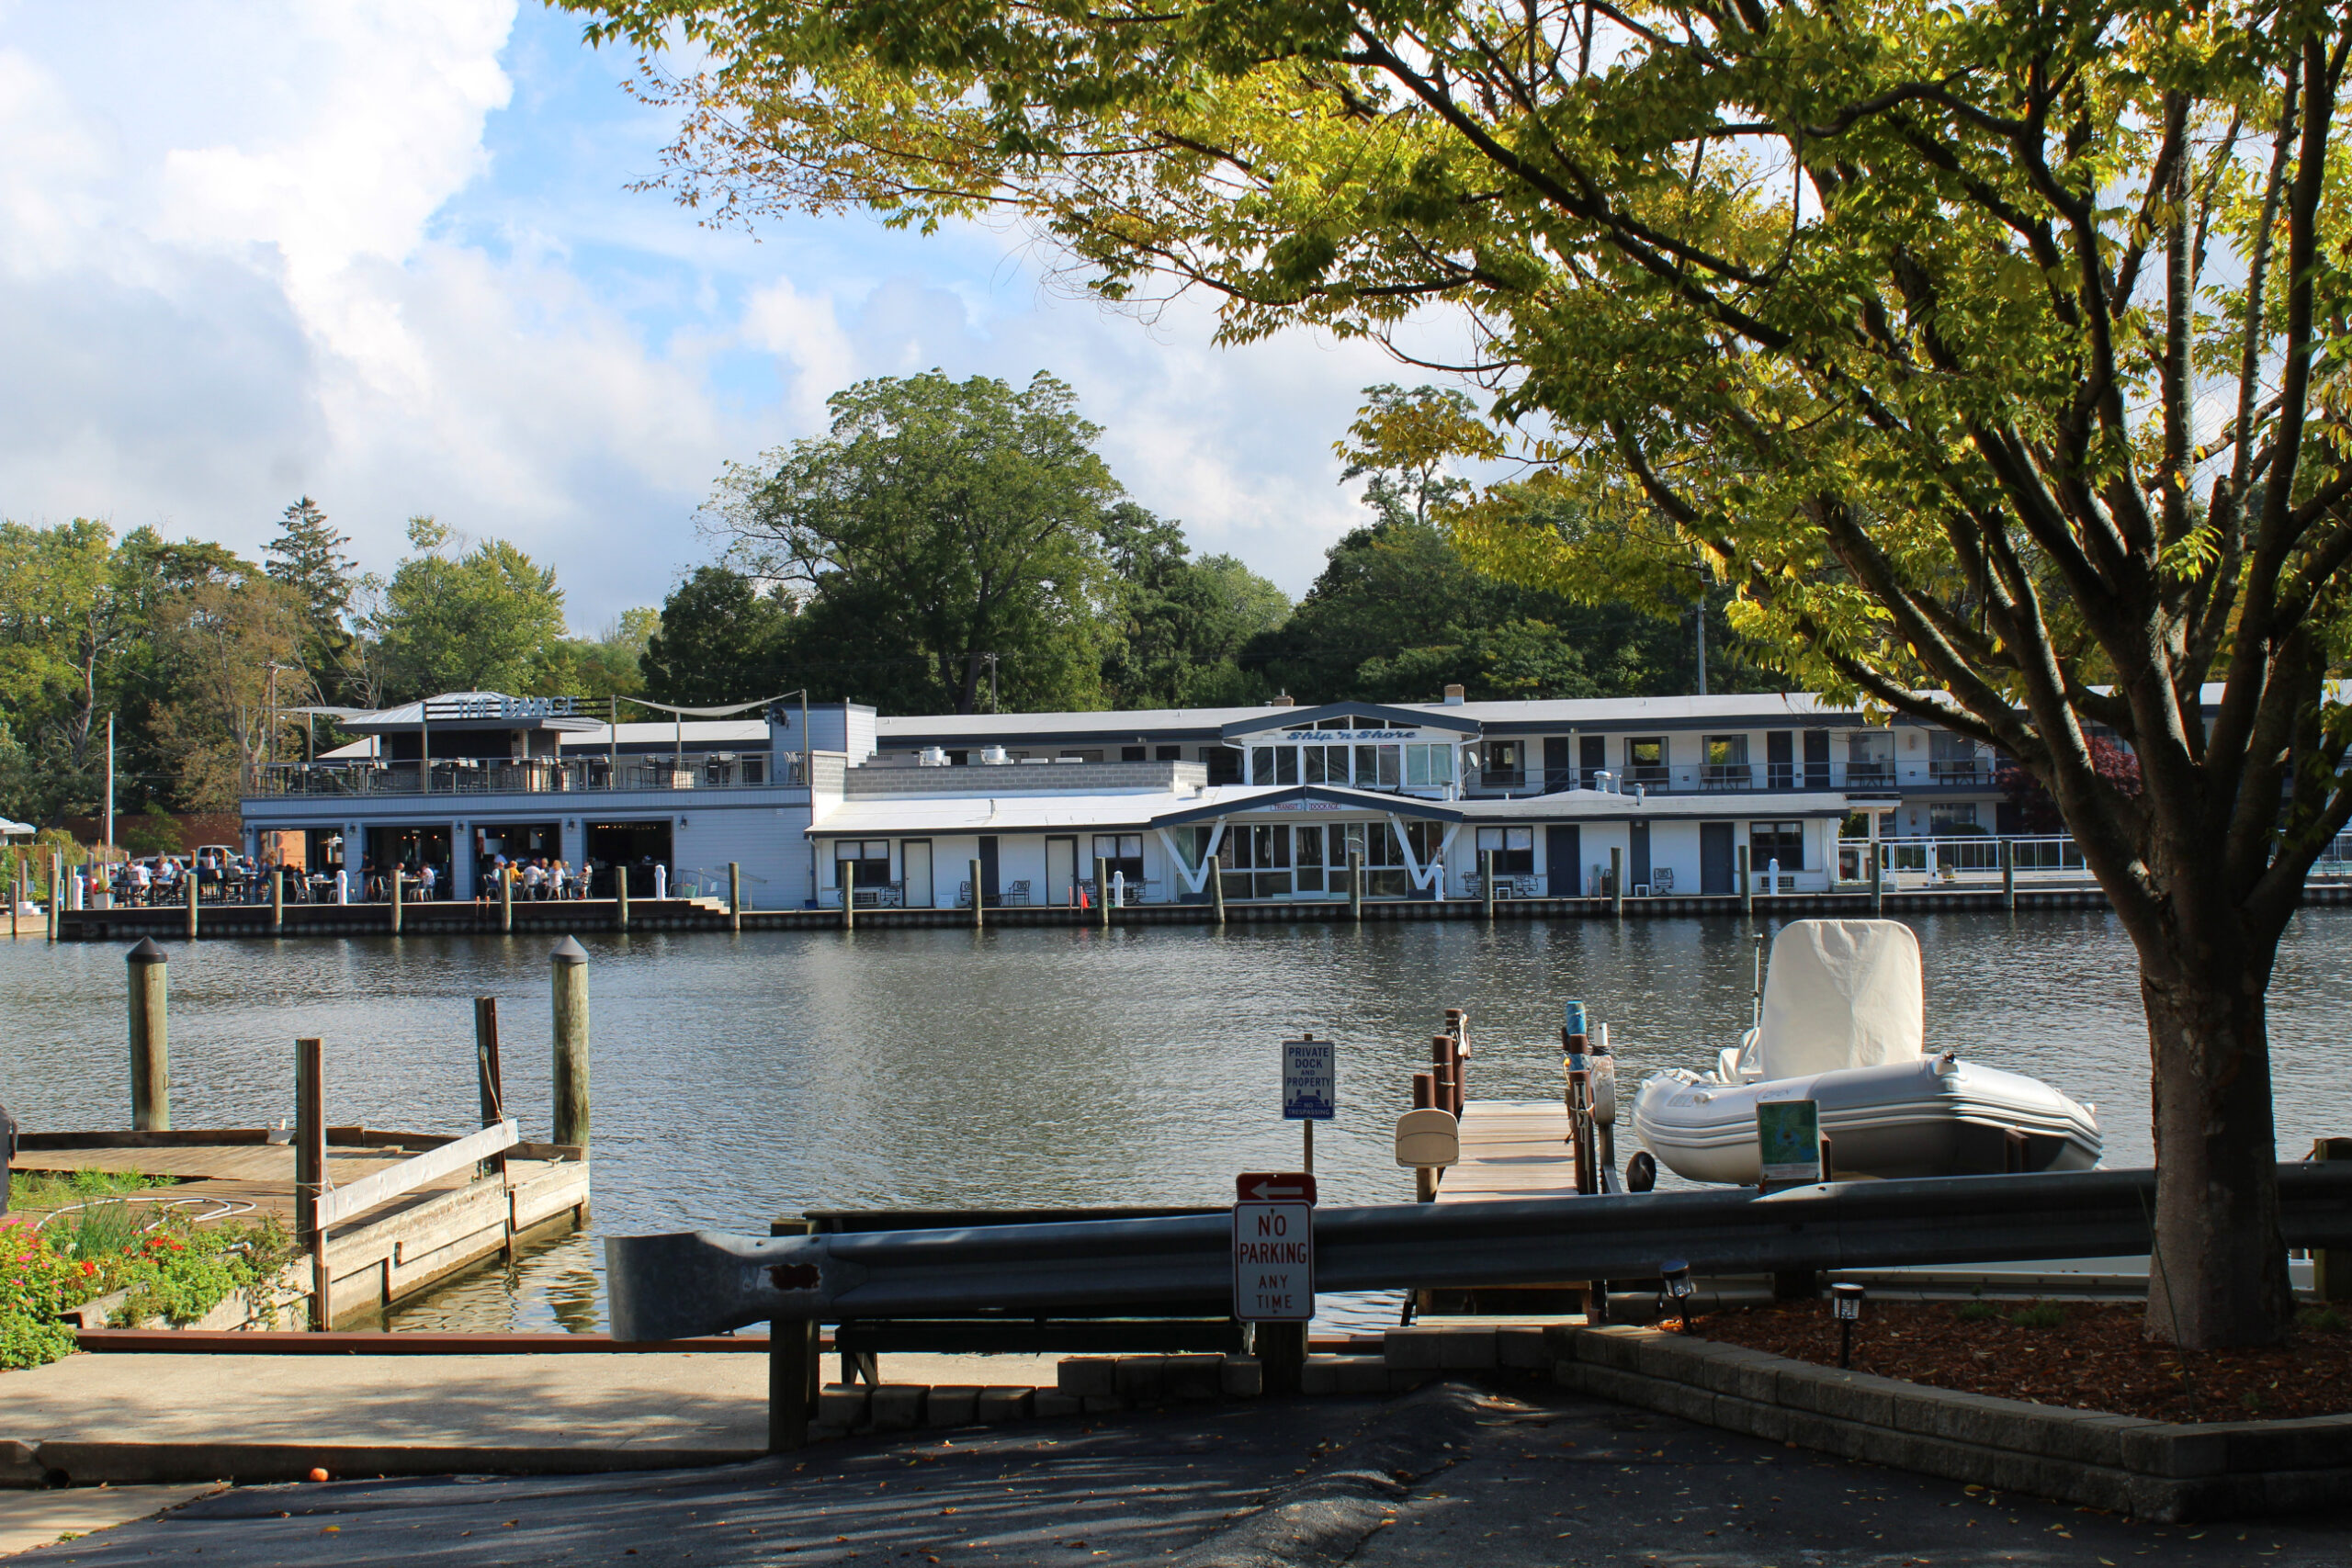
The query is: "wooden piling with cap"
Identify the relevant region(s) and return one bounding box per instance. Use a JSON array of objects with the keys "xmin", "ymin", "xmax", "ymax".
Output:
[
  {"xmin": 1348, "ymin": 849, "xmax": 1363, "ymax": 922},
  {"xmin": 500, "ymin": 866, "xmax": 514, "ymax": 933},
  {"xmin": 2001, "ymin": 838, "xmax": 2016, "ymax": 911},
  {"xmin": 616, "ymin": 864, "xmax": 630, "ymax": 931},
  {"xmin": 127, "ymin": 938, "xmax": 169, "ymax": 1131},
  {"xmin": 1208, "ymin": 854, "xmax": 1225, "ymax": 925},
  {"xmin": 295, "ymin": 1035, "xmax": 329, "ymax": 1330},
  {"xmin": 550, "ymin": 936, "xmax": 591, "ymax": 1149},
  {"xmin": 1610, "ymin": 846, "xmax": 1623, "ymax": 917},
  {"xmin": 1870, "ymin": 842, "xmax": 1884, "ymax": 914},
  {"xmin": 389, "ymin": 867, "xmax": 402, "ymax": 934},
  {"xmin": 185, "ymin": 868, "xmax": 198, "ymax": 940},
  {"xmin": 1739, "ymin": 845, "xmax": 1752, "ymax": 914},
  {"xmin": 842, "ymin": 859, "xmax": 855, "ymax": 931},
  {"xmin": 1480, "ymin": 849, "xmax": 1495, "ymax": 920},
  {"xmin": 969, "ymin": 857, "xmax": 985, "ymax": 928},
  {"xmin": 1095, "ymin": 855, "xmax": 1111, "ymax": 927},
  {"xmin": 729, "ymin": 861, "xmax": 742, "ymax": 932}
]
